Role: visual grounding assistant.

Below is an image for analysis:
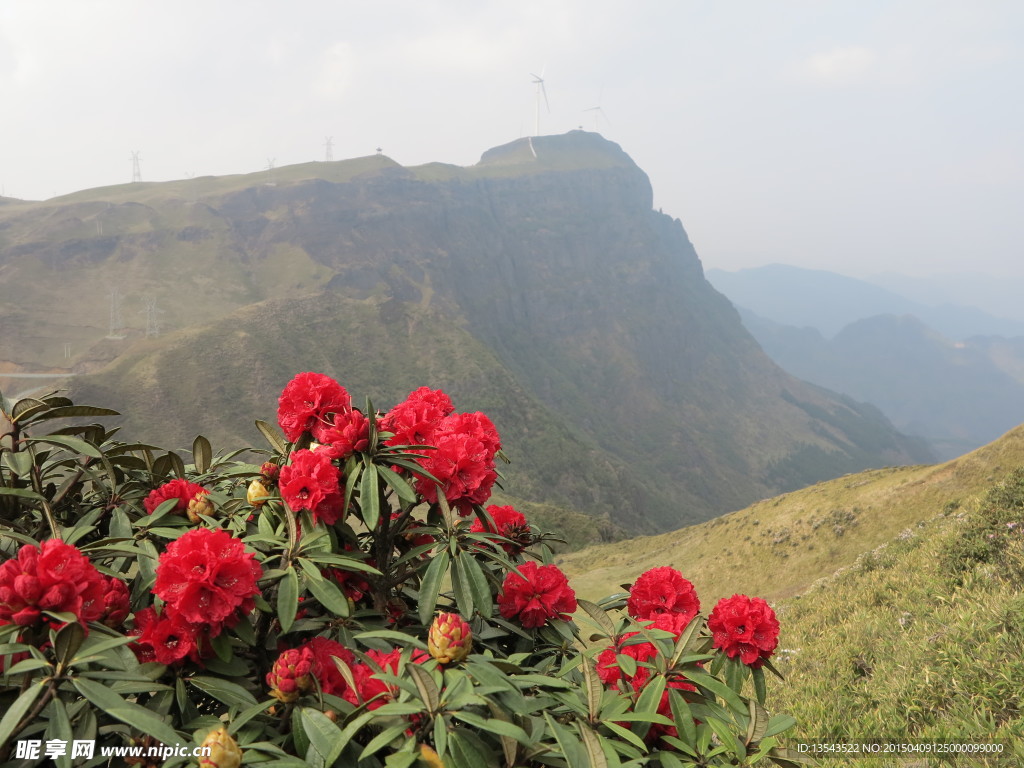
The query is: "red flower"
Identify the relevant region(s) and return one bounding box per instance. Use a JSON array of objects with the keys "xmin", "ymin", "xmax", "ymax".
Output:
[
  {"xmin": 0, "ymin": 539, "xmax": 107, "ymax": 628},
  {"xmin": 416, "ymin": 413, "xmax": 501, "ymax": 515},
  {"xmin": 153, "ymin": 528, "xmax": 262, "ymax": 630},
  {"xmin": 278, "ymin": 449, "xmax": 344, "ymax": 525},
  {"xmin": 277, "ymin": 372, "xmax": 352, "ymax": 443},
  {"xmin": 708, "ymin": 594, "xmax": 780, "ymax": 668},
  {"xmin": 470, "ymin": 504, "xmax": 530, "ymax": 553},
  {"xmin": 345, "ymin": 648, "xmax": 429, "ymax": 710},
  {"xmin": 627, "ymin": 567, "xmax": 700, "ymax": 624},
  {"xmin": 101, "ymin": 576, "xmax": 131, "ymax": 628},
  {"xmin": 498, "ymin": 561, "xmax": 576, "ymax": 628},
  {"xmin": 144, "ymin": 478, "xmax": 209, "ymax": 517},
  {"xmin": 303, "ymin": 636, "xmax": 356, "ymax": 698},
  {"xmin": 596, "ymin": 632, "xmax": 659, "ymax": 689},
  {"xmin": 382, "ymin": 387, "xmax": 454, "ymax": 447},
  {"xmin": 317, "ymin": 409, "xmax": 370, "ymax": 460},
  {"xmin": 130, "ymin": 605, "xmax": 210, "ymax": 665}
]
